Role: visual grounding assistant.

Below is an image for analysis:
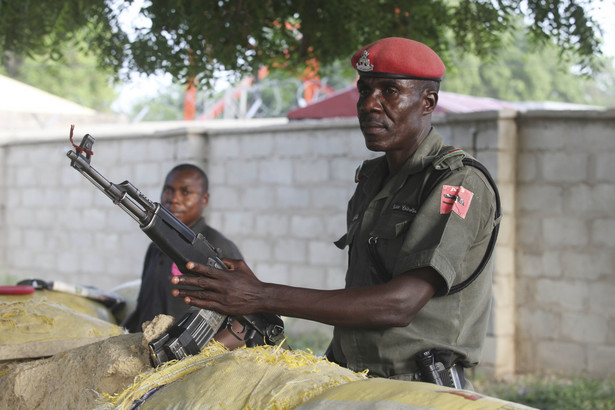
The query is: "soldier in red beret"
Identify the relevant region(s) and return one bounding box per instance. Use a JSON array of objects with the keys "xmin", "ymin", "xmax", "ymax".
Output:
[{"xmin": 172, "ymin": 37, "xmax": 500, "ymax": 390}]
